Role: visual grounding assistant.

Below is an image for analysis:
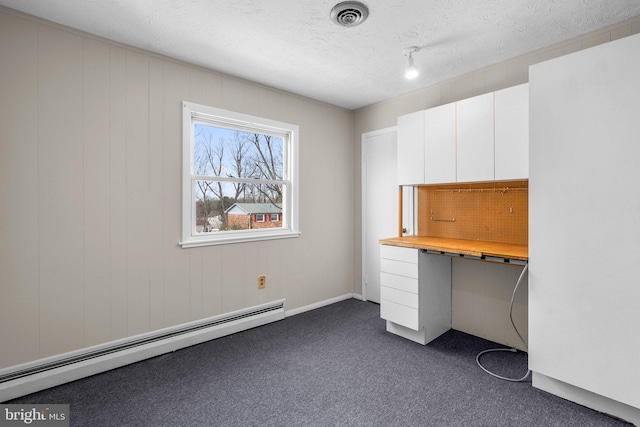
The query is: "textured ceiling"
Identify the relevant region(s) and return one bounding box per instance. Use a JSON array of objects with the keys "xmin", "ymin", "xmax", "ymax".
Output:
[{"xmin": 2, "ymin": 0, "xmax": 640, "ymax": 109}]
